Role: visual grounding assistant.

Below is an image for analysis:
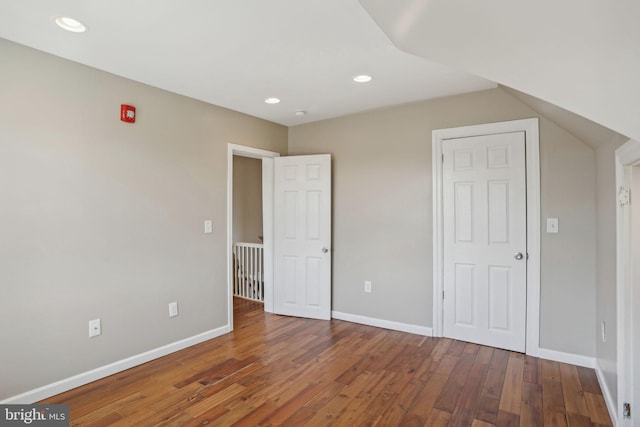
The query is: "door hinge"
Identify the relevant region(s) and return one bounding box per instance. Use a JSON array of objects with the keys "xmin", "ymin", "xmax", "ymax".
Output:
[
  {"xmin": 442, "ymin": 153, "xmax": 444, "ymax": 164},
  {"xmin": 619, "ymin": 186, "xmax": 631, "ymax": 207},
  {"xmin": 623, "ymin": 402, "xmax": 631, "ymax": 418},
  {"xmin": 442, "ymin": 290, "xmax": 445, "ymax": 300}
]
